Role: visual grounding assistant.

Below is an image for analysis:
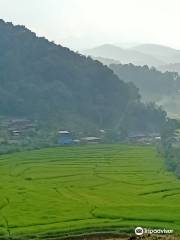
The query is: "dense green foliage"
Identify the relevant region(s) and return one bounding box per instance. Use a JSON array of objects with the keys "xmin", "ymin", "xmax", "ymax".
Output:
[
  {"xmin": 0, "ymin": 20, "xmax": 166, "ymax": 134},
  {"xmin": 110, "ymin": 63, "xmax": 180, "ymax": 116},
  {"xmin": 160, "ymin": 119, "xmax": 180, "ymax": 178},
  {"xmin": 0, "ymin": 145, "xmax": 180, "ymax": 239}
]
